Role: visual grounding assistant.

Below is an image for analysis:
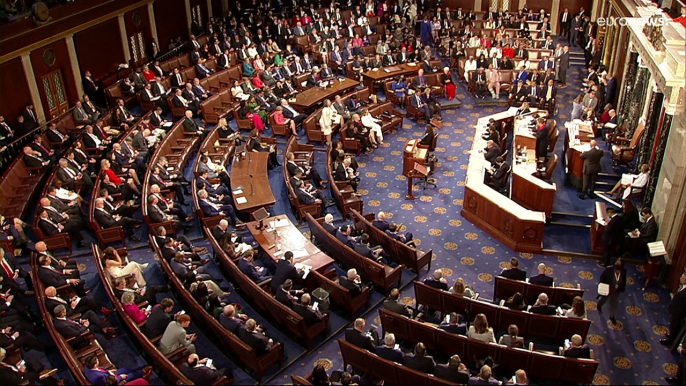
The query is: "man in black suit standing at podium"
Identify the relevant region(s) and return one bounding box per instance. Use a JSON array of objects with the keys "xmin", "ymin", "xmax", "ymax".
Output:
[{"xmin": 578, "ymin": 139, "xmax": 604, "ymax": 199}]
